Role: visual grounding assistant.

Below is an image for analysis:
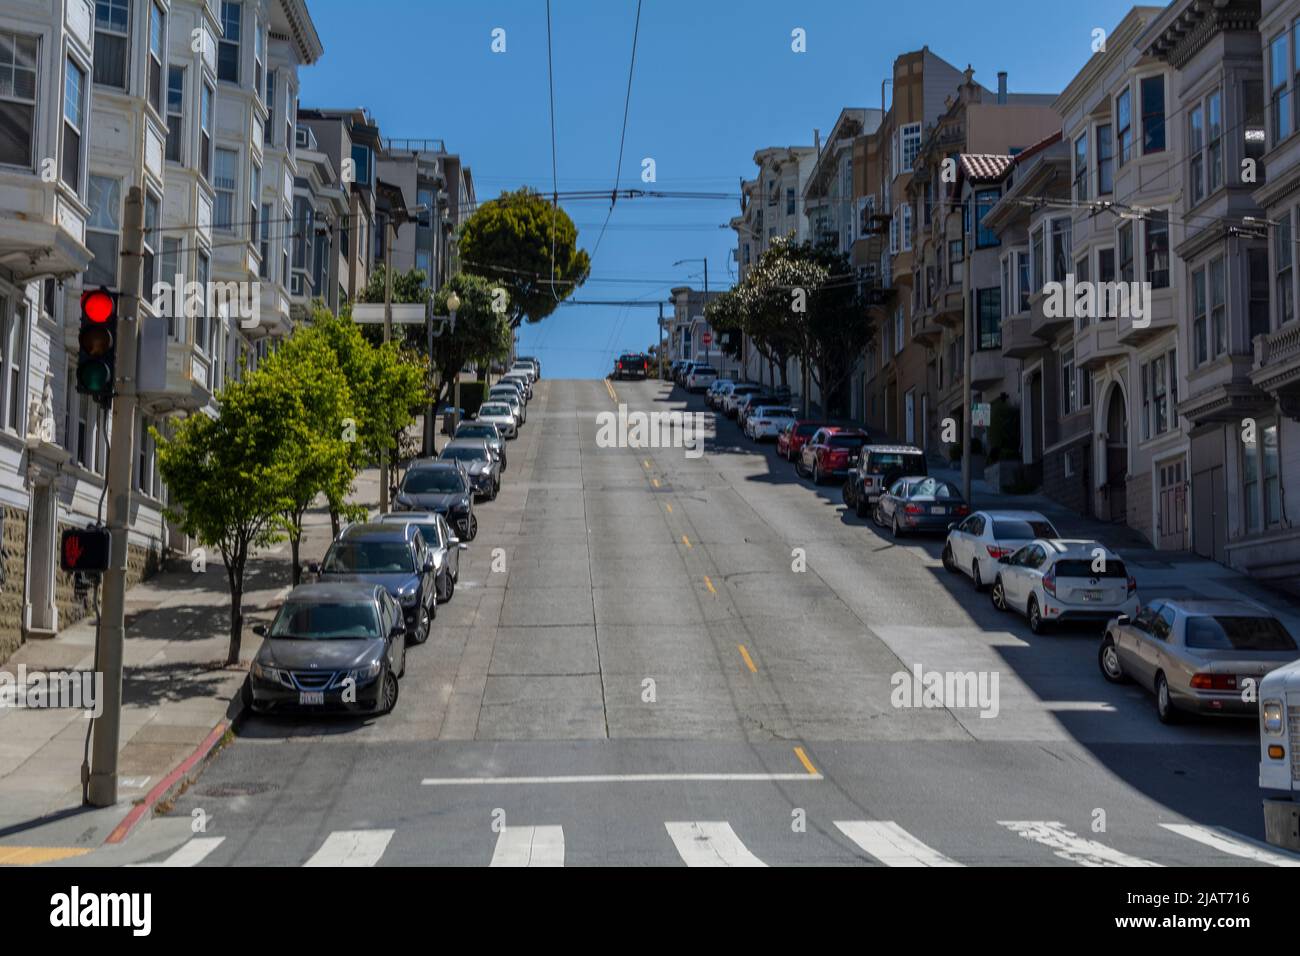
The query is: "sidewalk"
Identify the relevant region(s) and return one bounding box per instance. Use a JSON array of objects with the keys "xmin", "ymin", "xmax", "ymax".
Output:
[
  {"xmin": 0, "ymin": 466, "xmax": 380, "ymax": 858},
  {"xmin": 929, "ymin": 463, "xmax": 1300, "ymax": 630}
]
